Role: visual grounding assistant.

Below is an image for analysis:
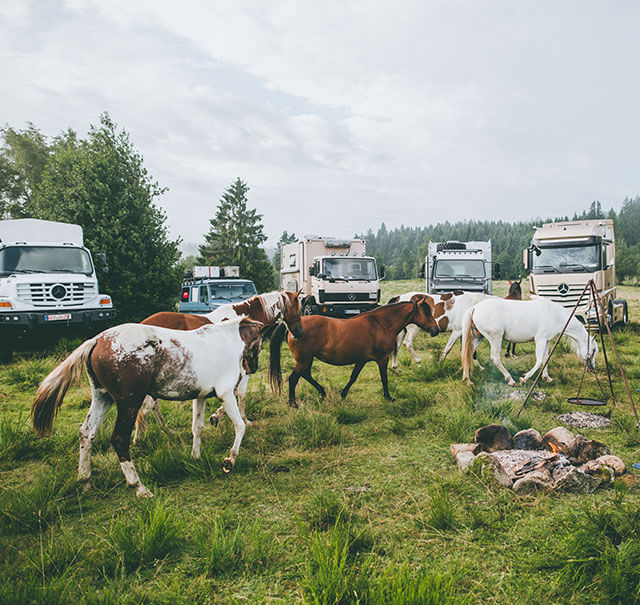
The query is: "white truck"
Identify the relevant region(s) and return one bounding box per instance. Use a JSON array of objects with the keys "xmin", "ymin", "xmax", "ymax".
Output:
[
  {"xmin": 422, "ymin": 240, "xmax": 494, "ymax": 294},
  {"xmin": 524, "ymin": 219, "xmax": 628, "ymax": 327},
  {"xmin": 0, "ymin": 219, "xmax": 116, "ymax": 361},
  {"xmin": 280, "ymin": 236, "xmax": 381, "ymax": 316}
]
